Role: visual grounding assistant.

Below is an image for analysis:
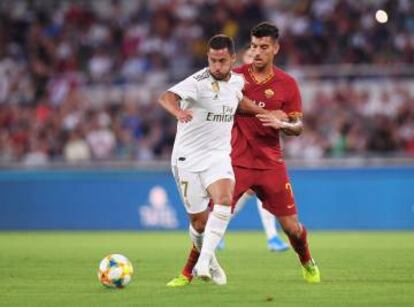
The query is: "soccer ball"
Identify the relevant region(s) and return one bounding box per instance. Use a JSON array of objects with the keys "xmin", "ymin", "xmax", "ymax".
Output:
[{"xmin": 97, "ymin": 254, "xmax": 134, "ymax": 288}]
